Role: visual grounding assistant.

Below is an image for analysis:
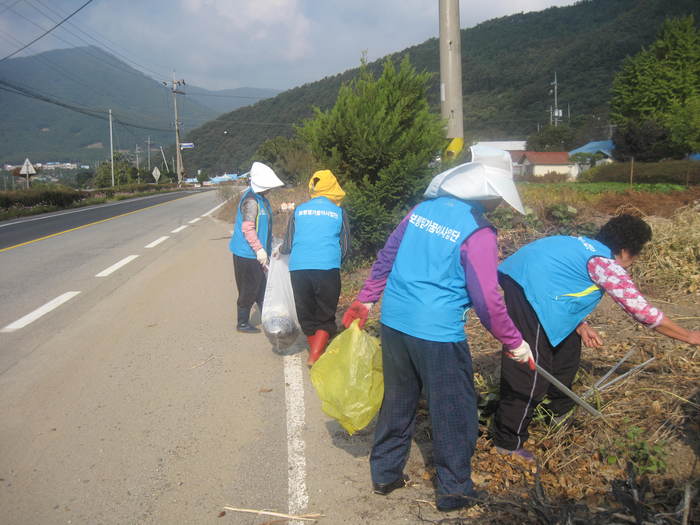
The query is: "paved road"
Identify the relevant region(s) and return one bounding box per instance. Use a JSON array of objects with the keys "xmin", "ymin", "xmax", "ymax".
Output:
[
  {"xmin": 0, "ymin": 191, "xmax": 442, "ymax": 524},
  {"xmin": 0, "ymin": 190, "xmax": 204, "ymax": 251}
]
